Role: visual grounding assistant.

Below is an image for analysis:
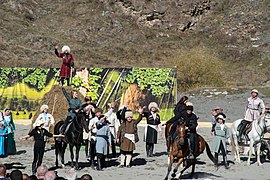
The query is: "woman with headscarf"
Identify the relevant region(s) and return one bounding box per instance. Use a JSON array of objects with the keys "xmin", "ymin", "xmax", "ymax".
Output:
[{"xmin": 3, "ymin": 109, "xmax": 16, "ymax": 155}]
